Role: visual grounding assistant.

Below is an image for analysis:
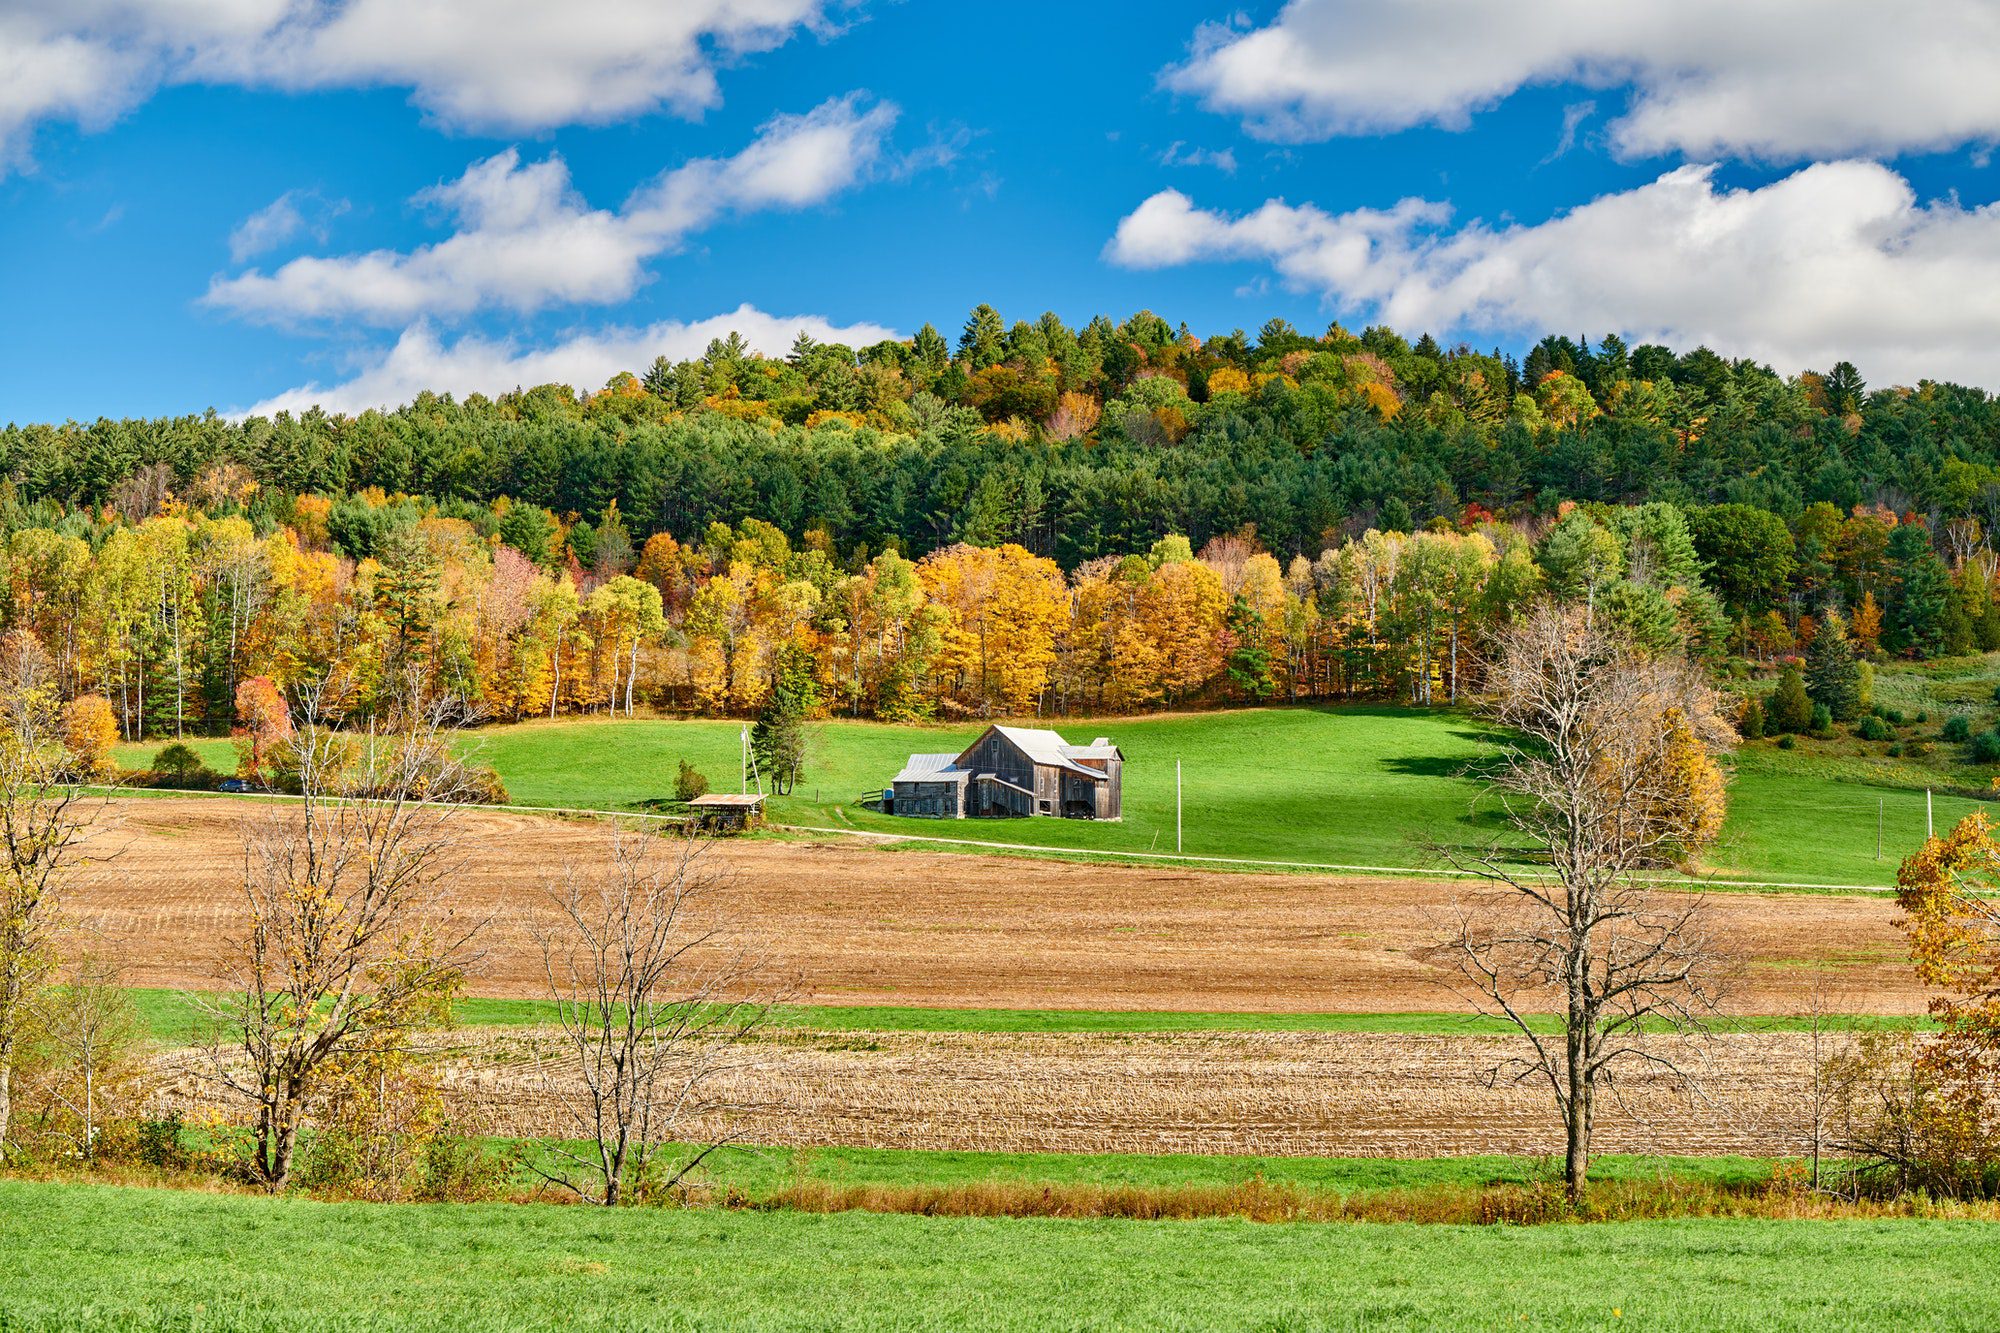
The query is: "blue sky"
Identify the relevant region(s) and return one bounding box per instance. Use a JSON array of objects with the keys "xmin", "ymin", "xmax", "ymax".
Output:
[{"xmin": 4, "ymin": 0, "xmax": 1999, "ymax": 421}]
